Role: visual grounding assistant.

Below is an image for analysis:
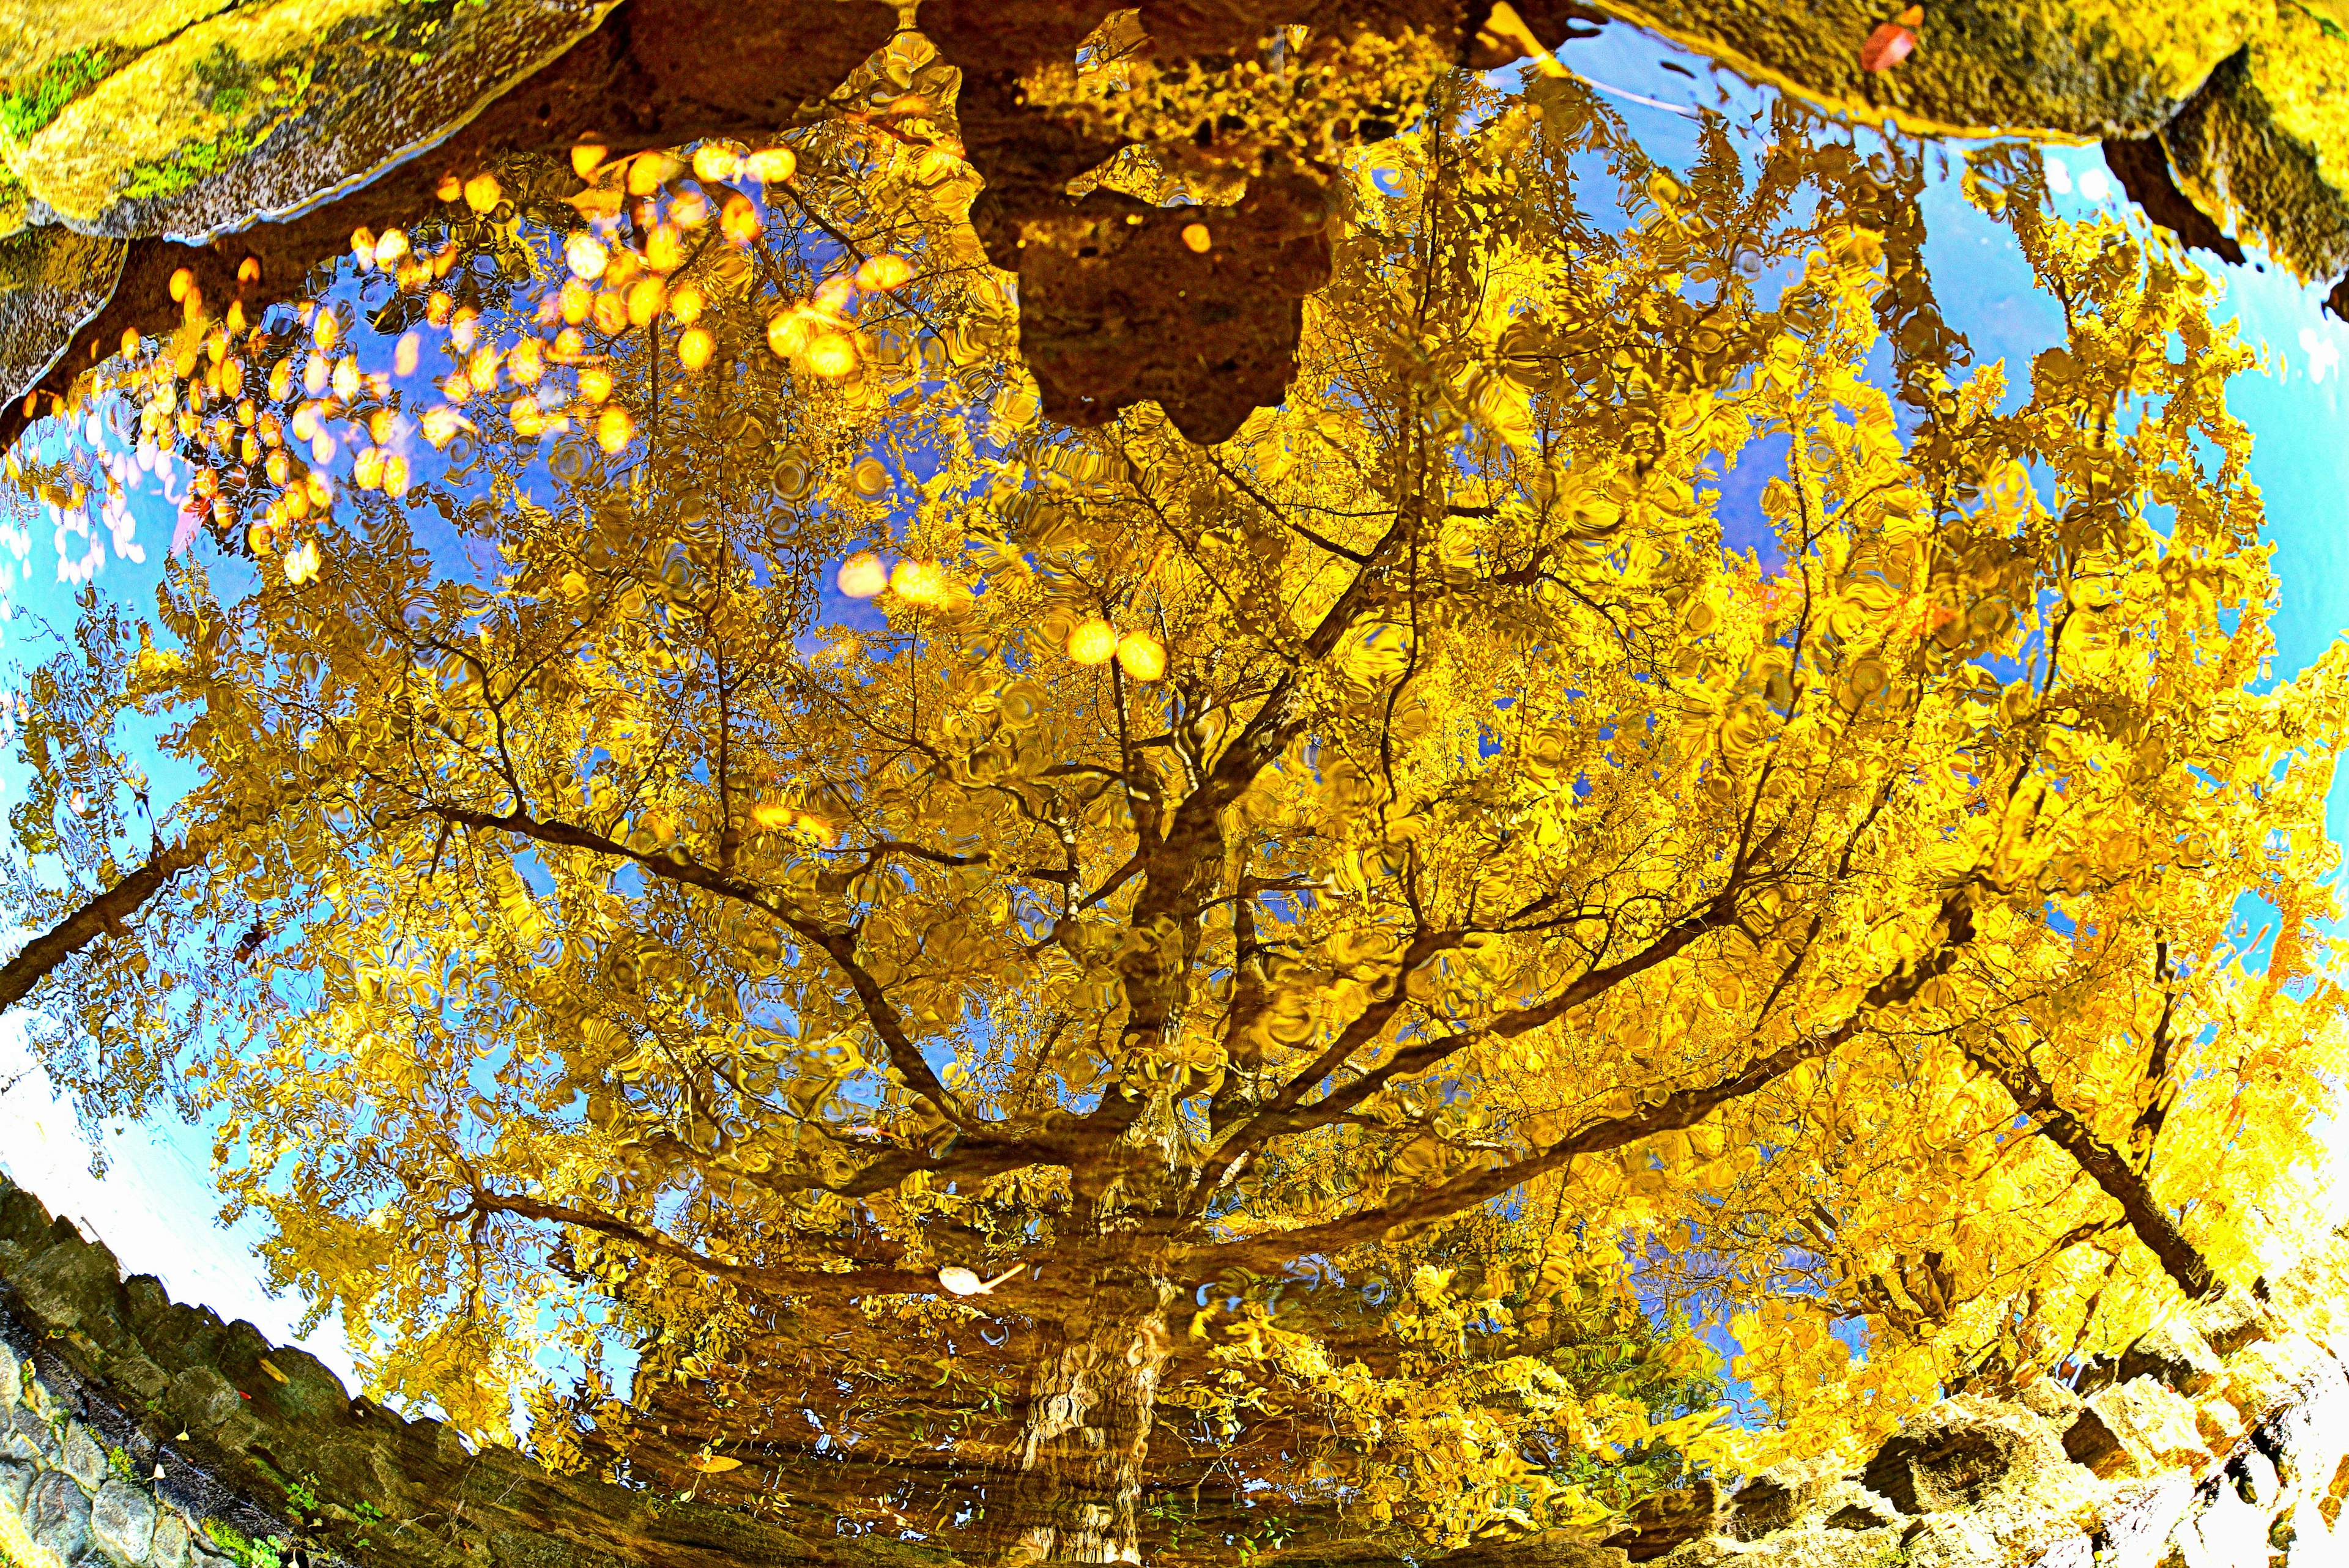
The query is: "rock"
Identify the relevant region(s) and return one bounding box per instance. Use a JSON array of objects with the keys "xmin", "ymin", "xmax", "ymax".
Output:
[
  {"xmin": 1863, "ymin": 1397, "xmax": 2058, "ymax": 1514},
  {"xmin": 1601, "ymin": 1479, "xmax": 1715, "ymax": 1559},
  {"xmin": 1441, "ymin": 1531, "xmax": 1631, "ymax": 1566},
  {"xmin": 0, "ymin": 1352, "xmax": 20, "ymax": 1411},
  {"xmin": 62, "ymin": 1418, "xmax": 109, "ymax": 1488},
  {"xmin": 1824, "ymin": 1501, "xmax": 1896, "ymax": 1530},
  {"xmin": 113, "ymin": 1353, "xmax": 169, "ymax": 1402},
  {"xmin": 2093, "ymin": 1469, "xmax": 2198, "ymax": 1567},
  {"xmin": 2225, "ymin": 1334, "xmax": 2345, "ymax": 1430},
  {"xmin": 2019, "ymin": 1375, "xmax": 2085, "ymax": 1424},
  {"xmin": 13, "ymin": 0, "xmax": 615, "ymax": 242},
  {"xmin": 2065, "ymin": 1380, "xmax": 2211, "ymax": 1481},
  {"xmin": 2061, "ymin": 1404, "xmax": 2136, "ymax": 1481},
  {"xmin": 149, "ymin": 1511, "xmax": 190, "ymax": 1568},
  {"xmin": 1726, "ymin": 1466, "xmax": 1821, "ymax": 1539},
  {"xmin": 2162, "ymin": 7, "xmax": 2349, "ymax": 281},
  {"xmin": 1578, "ymin": 0, "xmax": 2254, "ymax": 144},
  {"xmin": 1885, "ymin": 1511, "xmax": 2002, "ymax": 1567},
  {"xmin": 1566, "ymin": 0, "xmax": 2349, "ymax": 281},
  {"xmin": 168, "ymin": 1367, "xmax": 240, "ymax": 1435},
  {"xmin": 27, "ymin": 1468, "xmax": 92, "ymax": 1564},
  {"xmin": 5, "ymin": 1405, "xmax": 60, "ymax": 1465},
  {"xmin": 92, "ymin": 1477, "xmax": 158, "ymax": 1562},
  {"xmin": 2235, "ymin": 1447, "xmax": 2282, "ymax": 1508},
  {"xmin": 2027, "ymin": 1537, "xmax": 2096, "ymax": 1568},
  {"xmin": 998, "ymin": 182, "xmax": 1333, "ymax": 445},
  {"xmin": 0, "ymin": 1455, "xmax": 34, "ymax": 1514},
  {"xmin": 2180, "ymin": 1467, "xmax": 2276, "ymax": 1564},
  {"xmin": 0, "ymin": 1189, "xmax": 51, "ymax": 1254},
  {"xmin": 2194, "ymin": 1290, "xmax": 2277, "ymax": 1358},
  {"xmin": 2120, "ymin": 1317, "xmax": 2222, "ymax": 1396},
  {"xmin": 11, "ymin": 1230, "xmax": 123, "ymax": 1336},
  {"xmin": 242, "ymin": 1345, "xmax": 347, "ymax": 1424},
  {"xmin": 0, "ymin": 224, "xmax": 127, "ymax": 409}
]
